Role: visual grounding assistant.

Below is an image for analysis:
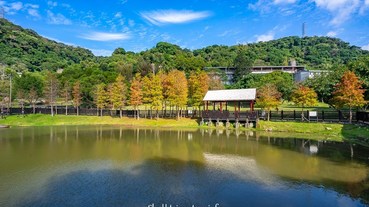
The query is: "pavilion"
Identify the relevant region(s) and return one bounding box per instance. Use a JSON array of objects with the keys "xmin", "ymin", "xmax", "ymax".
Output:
[{"xmin": 202, "ymin": 88, "xmax": 257, "ymax": 122}]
